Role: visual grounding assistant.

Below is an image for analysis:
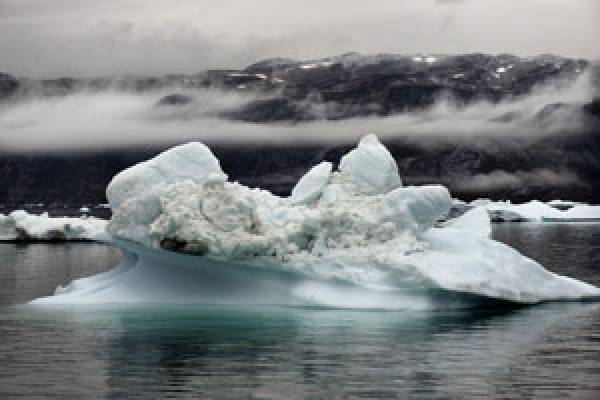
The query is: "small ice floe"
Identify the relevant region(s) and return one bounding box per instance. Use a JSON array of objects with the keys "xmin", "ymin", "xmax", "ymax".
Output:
[
  {"xmin": 541, "ymin": 205, "xmax": 600, "ymax": 223},
  {"xmin": 466, "ymin": 199, "xmax": 600, "ymax": 223},
  {"xmin": 0, "ymin": 210, "xmax": 107, "ymax": 242}
]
